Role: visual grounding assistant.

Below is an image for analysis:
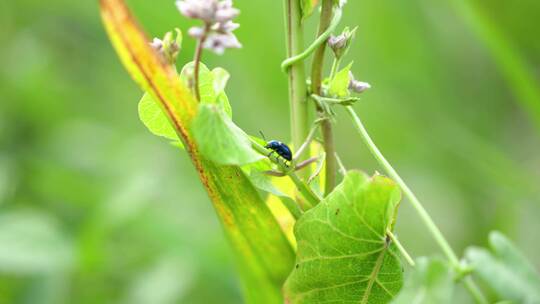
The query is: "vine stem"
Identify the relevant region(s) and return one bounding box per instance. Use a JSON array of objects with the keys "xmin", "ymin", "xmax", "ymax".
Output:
[
  {"xmin": 283, "ymin": 0, "xmax": 310, "ymax": 180},
  {"xmin": 345, "ymin": 106, "xmax": 488, "ymax": 304},
  {"xmin": 281, "ymin": 8, "xmax": 342, "ymax": 71},
  {"xmin": 386, "ymin": 229, "xmax": 415, "ymax": 267},
  {"xmin": 311, "ymin": 0, "xmax": 337, "ymax": 196}
]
